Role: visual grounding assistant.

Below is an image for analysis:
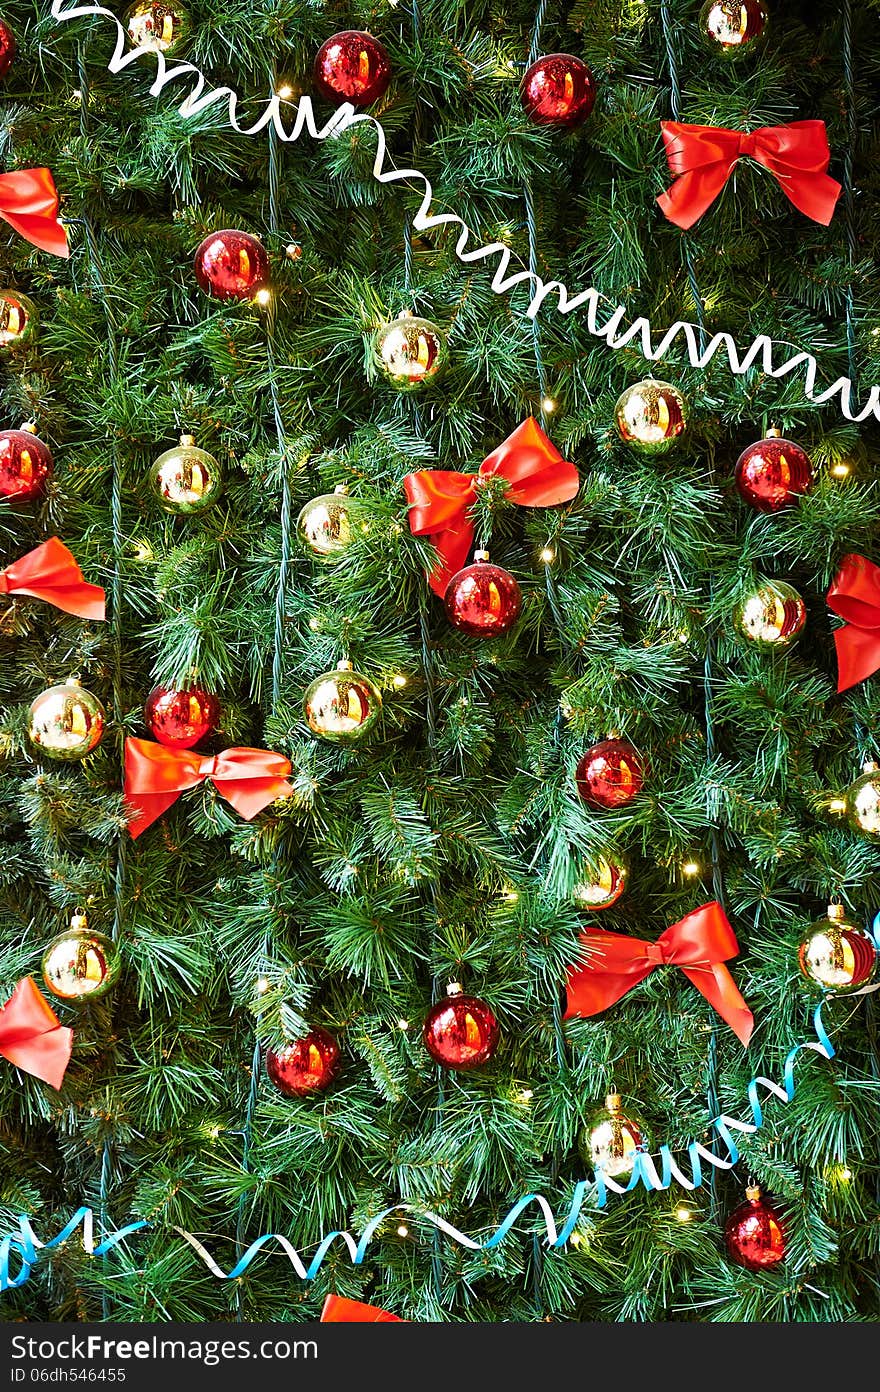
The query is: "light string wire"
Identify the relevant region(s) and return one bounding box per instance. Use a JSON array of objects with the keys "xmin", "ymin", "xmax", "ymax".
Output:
[
  {"xmin": 74, "ymin": 38, "xmax": 127, "ymax": 1321},
  {"xmin": 45, "ymin": 0, "xmax": 880, "ymax": 424},
  {"xmin": 1, "ymin": 991, "xmax": 860, "ymax": 1293}
]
